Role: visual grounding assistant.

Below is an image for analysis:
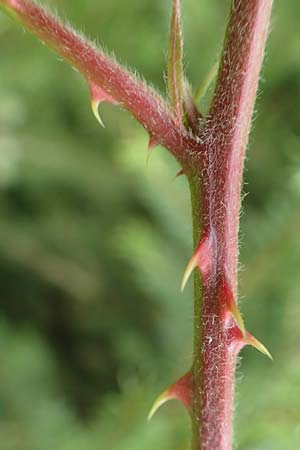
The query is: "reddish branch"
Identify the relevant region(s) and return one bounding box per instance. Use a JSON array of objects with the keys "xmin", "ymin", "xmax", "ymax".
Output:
[
  {"xmin": 0, "ymin": 0, "xmax": 200, "ymax": 163},
  {"xmin": 0, "ymin": 1, "xmax": 273, "ymax": 449}
]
